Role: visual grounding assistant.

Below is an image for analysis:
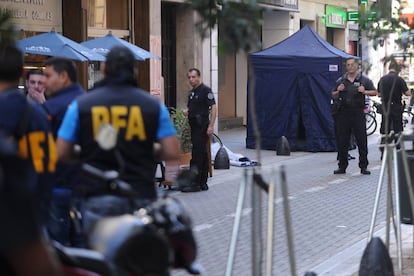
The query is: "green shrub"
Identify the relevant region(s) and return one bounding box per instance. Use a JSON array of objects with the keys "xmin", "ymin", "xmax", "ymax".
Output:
[{"xmin": 172, "ymin": 109, "xmax": 192, "ymax": 153}]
